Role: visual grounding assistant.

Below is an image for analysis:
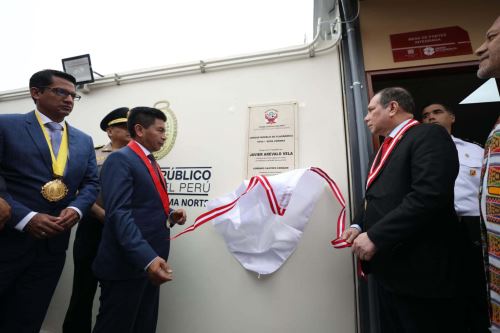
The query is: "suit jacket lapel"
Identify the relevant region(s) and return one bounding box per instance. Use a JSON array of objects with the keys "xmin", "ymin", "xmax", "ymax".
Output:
[
  {"xmin": 366, "ymin": 121, "xmax": 419, "ymax": 190},
  {"xmin": 66, "ymin": 123, "xmax": 78, "ymax": 177},
  {"xmin": 368, "ymin": 139, "xmax": 402, "ymax": 189},
  {"xmin": 25, "ymin": 111, "xmax": 52, "ymax": 171}
]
